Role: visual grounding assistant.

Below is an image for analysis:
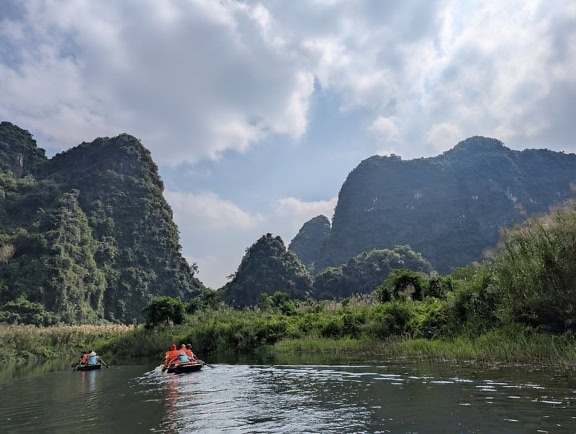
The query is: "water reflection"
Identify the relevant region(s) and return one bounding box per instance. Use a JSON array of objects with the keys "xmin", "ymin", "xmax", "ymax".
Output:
[
  {"xmin": 137, "ymin": 363, "xmax": 576, "ymax": 433},
  {"xmin": 0, "ymin": 358, "xmax": 71, "ymax": 384}
]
